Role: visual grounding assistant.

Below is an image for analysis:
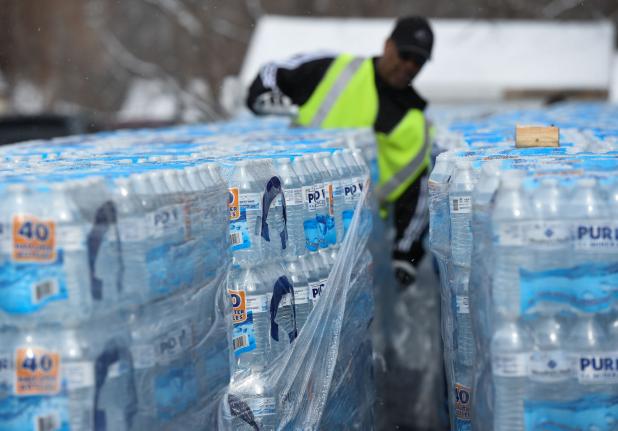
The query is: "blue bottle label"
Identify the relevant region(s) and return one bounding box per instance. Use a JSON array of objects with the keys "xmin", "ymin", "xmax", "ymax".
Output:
[
  {"xmin": 315, "ymin": 214, "xmax": 329, "ymax": 249},
  {"xmin": 0, "ymin": 251, "xmax": 69, "ymax": 315},
  {"xmin": 0, "ymin": 351, "xmax": 94, "ymax": 431},
  {"xmin": 228, "ymin": 189, "xmax": 261, "ymax": 251},
  {"xmin": 229, "ymin": 209, "xmax": 252, "ymax": 251},
  {"xmin": 303, "ymin": 219, "xmax": 319, "ymax": 252},
  {"xmin": 524, "ymin": 394, "xmax": 618, "ymax": 431},
  {"xmin": 0, "ymin": 395, "xmax": 71, "ymax": 431},
  {"xmin": 229, "ymin": 290, "xmax": 257, "ymax": 357},
  {"xmin": 454, "ymin": 383, "xmax": 471, "ymax": 431}
]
